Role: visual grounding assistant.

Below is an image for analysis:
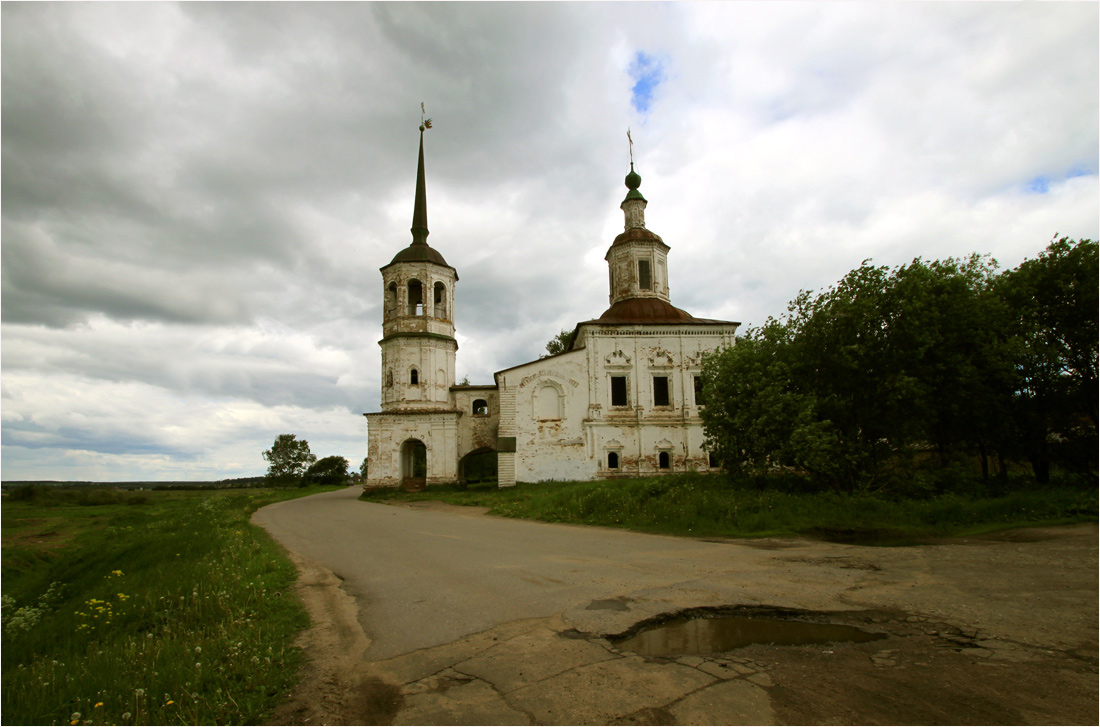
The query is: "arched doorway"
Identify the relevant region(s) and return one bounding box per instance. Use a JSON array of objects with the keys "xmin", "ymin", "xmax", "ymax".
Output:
[
  {"xmin": 458, "ymin": 447, "xmax": 497, "ymax": 486},
  {"xmin": 400, "ymin": 439, "xmax": 427, "ymax": 491}
]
